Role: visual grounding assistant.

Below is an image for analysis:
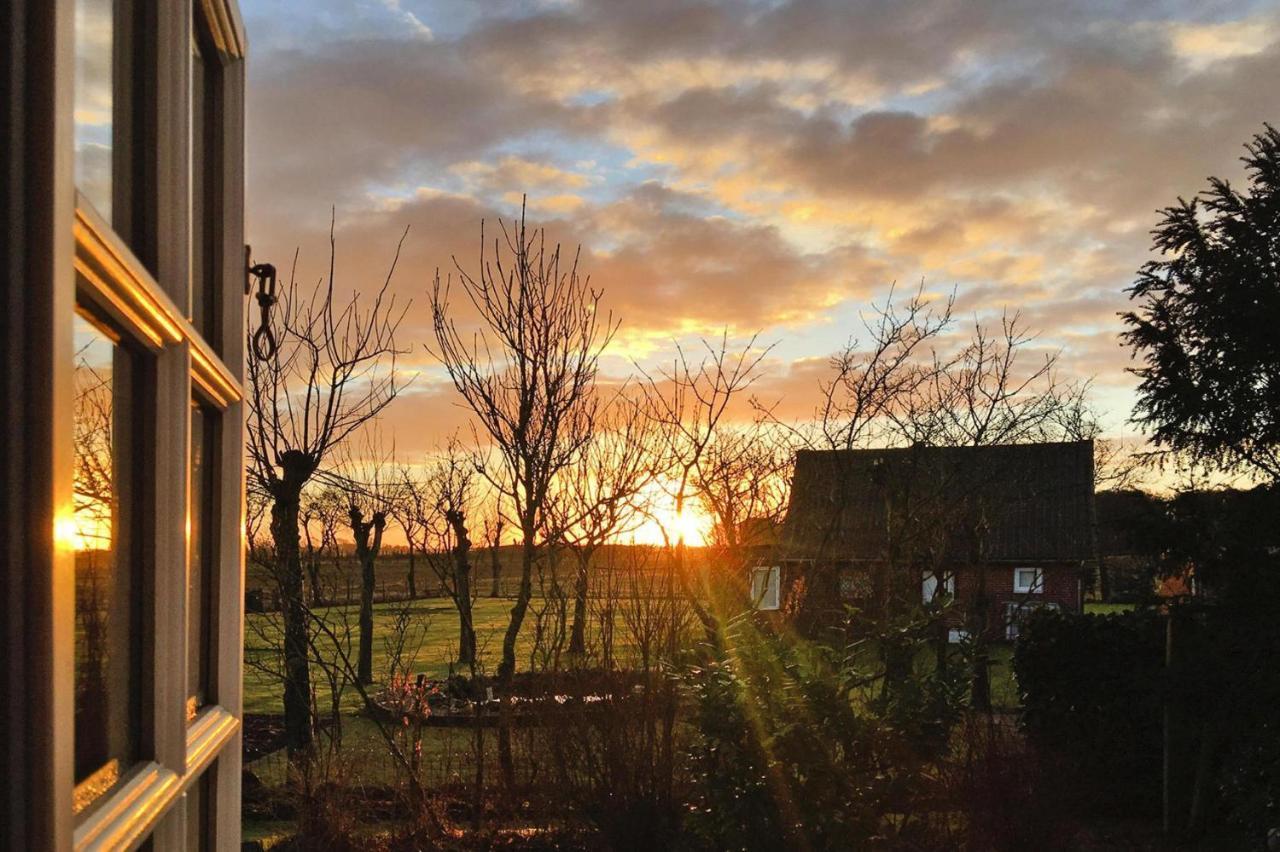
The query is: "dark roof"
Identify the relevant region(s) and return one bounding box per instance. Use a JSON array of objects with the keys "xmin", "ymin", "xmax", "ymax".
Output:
[{"xmin": 782, "ymin": 440, "xmax": 1095, "ymax": 563}]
